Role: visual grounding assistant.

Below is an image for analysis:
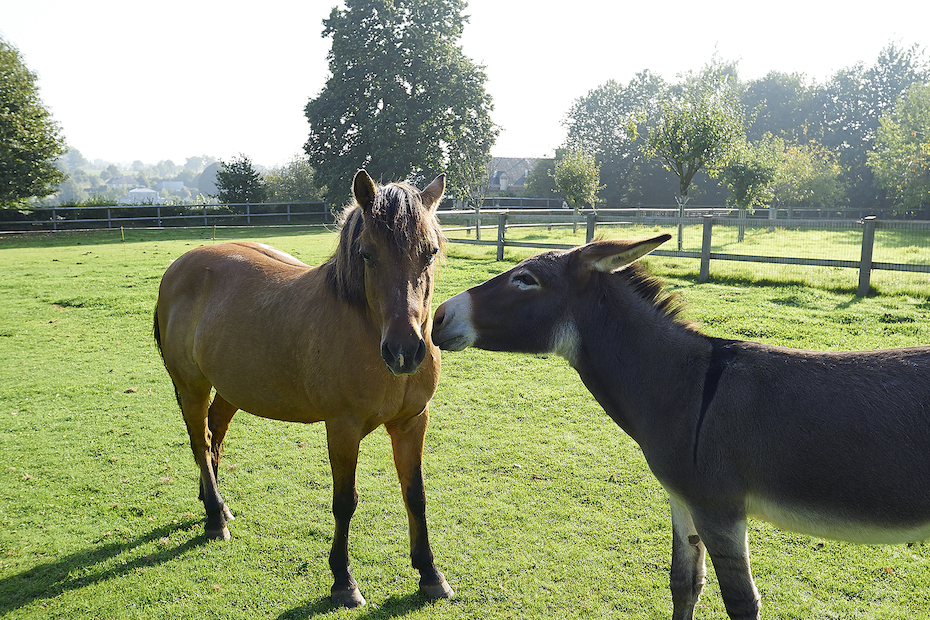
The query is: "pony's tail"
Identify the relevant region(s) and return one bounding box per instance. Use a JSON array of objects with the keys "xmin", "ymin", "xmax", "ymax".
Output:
[{"xmin": 153, "ymin": 303, "xmax": 166, "ymax": 361}]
